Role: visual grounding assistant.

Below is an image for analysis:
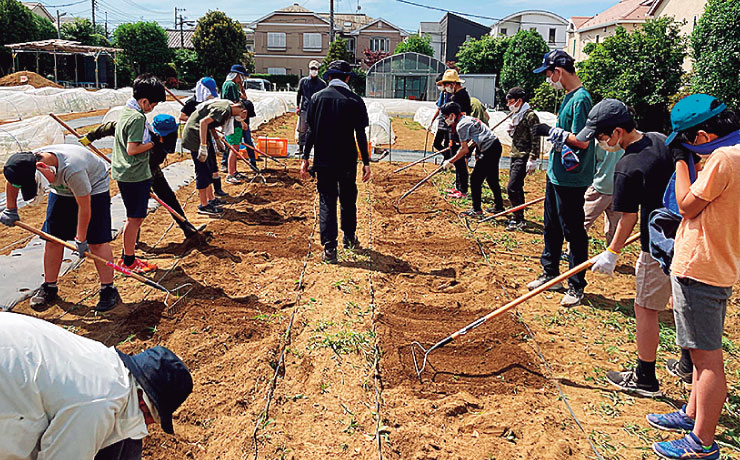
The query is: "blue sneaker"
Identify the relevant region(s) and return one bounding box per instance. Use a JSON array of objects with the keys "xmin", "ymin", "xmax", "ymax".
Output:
[
  {"xmin": 647, "ymin": 405, "xmax": 695, "ymax": 432},
  {"xmin": 652, "ymin": 432, "xmax": 719, "ymax": 459}
]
